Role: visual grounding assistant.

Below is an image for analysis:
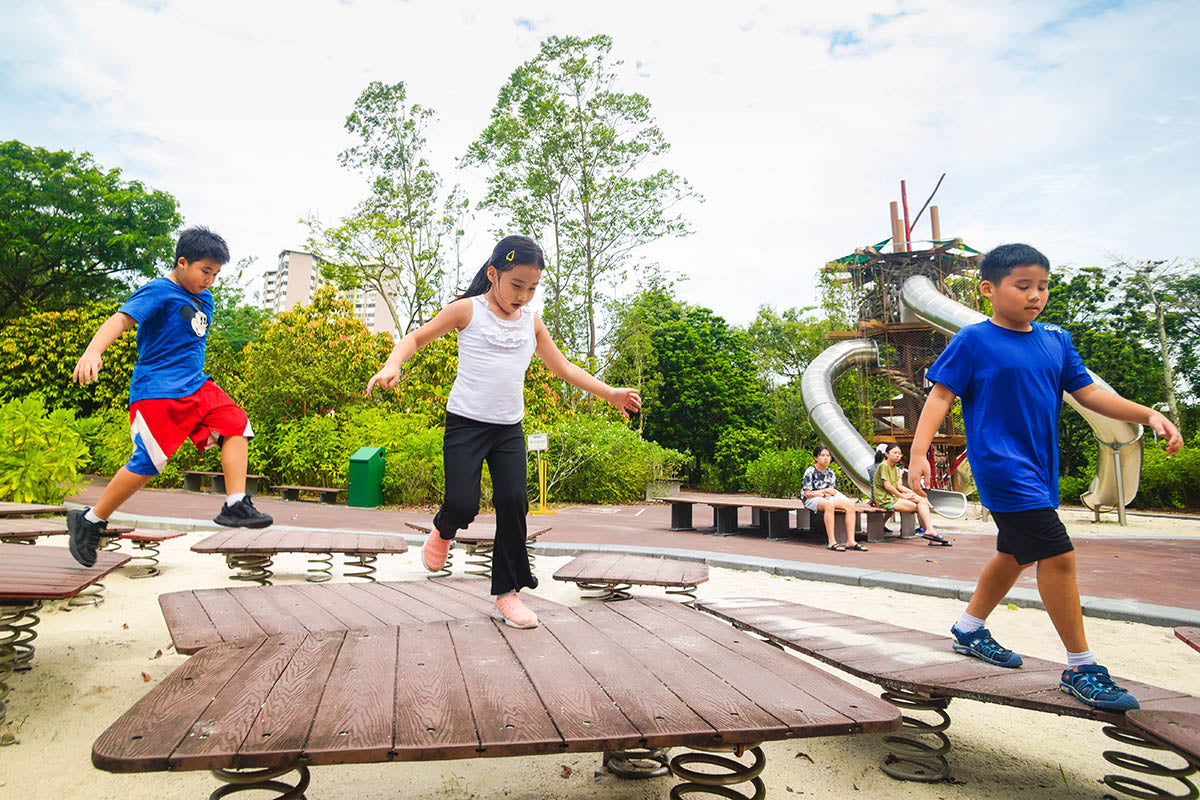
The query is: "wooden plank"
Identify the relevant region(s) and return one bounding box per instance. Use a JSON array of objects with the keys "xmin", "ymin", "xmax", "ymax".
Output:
[
  {"xmin": 449, "ymin": 616, "xmax": 562, "ymax": 755},
  {"xmin": 498, "ymin": 614, "xmax": 642, "ymax": 752},
  {"xmin": 1127, "ymin": 710, "xmax": 1200, "ymax": 763},
  {"xmin": 610, "ymin": 600, "xmax": 873, "ymax": 736},
  {"xmin": 169, "ymin": 634, "xmax": 308, "ymax": 770},
  {"xmin": 192, "ymin": 589, "xmax": 268, "ymax": 644},
  {"xmin": 354, "ymin": 582, "xmax": 458, "ymax": 623},
  {"xmin": 122, "ymin": 529, "xmax": 186, "ymax": 542},
  {"xmin": 92, "ymin": 638, "xmax": 263, "ymax": 772},
  {"xmin": 408, "ymin": 579, "xmax": 495, "ymax": 617},
  {"xmin": 158, "ymin": 591, "xmax": 221, "ymax": 655},
  {"xmin": 225, "ymin": 587, "xmax": 311, "ymax": 639},
  {"xmin": 534, "ymin": 604, "xmax": 716, "ymax": 748},
  {"xmin": 0, "ymin": 546, "xmax": 130, "ymax": 600},
  {"xmin": 305, "ymin": 627, "xmax": 398, "ymax": 764},
  {"xmin": 643, "ymin": 599, "xmax": 899, "ymax": 735},
  {"xmin": 265, "ymin": 585, "xmax": 350, "ymax": 633},
  {"xmin": 391, "ymin": 622, "xmax": 480, "ymax": 760},
  {"xmin": 309, "ymin": 583, "xmax": 395, "ymax": 630},
  {"xmin": 334, "ymin": 583, "xmax": 428, "ymax": 627},
  {"xmin": 303, "ymin": 530, "xmax": 336, "ymax": 554},
  {"xmin": 431, "ymin": 577, "xmax": 565, "ymax": 616},
  {"xmin": 571, "ymin": 602, "xmax": 787, "ymax": 742},
  {"xmin": 238, "ymin": 630, "xmax": 344, "ymax": 768},
  {"xmin": 189, "ymin": 529, "xmax": 241, "ymax": 552},
  {"xmin": 0, "ymin": 502, "xmax": 66, "ymax": 517},
  {"xmin": 1177, "ymin": 627, "xmax": 1200, "ymax": 654},
  {"xmin": 0, "ymin": 517, "xmax": 67, "ymax": 534},
  {"xmin": 551, "ymin": 553, "xmax": 603, "ymax": 582}
]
